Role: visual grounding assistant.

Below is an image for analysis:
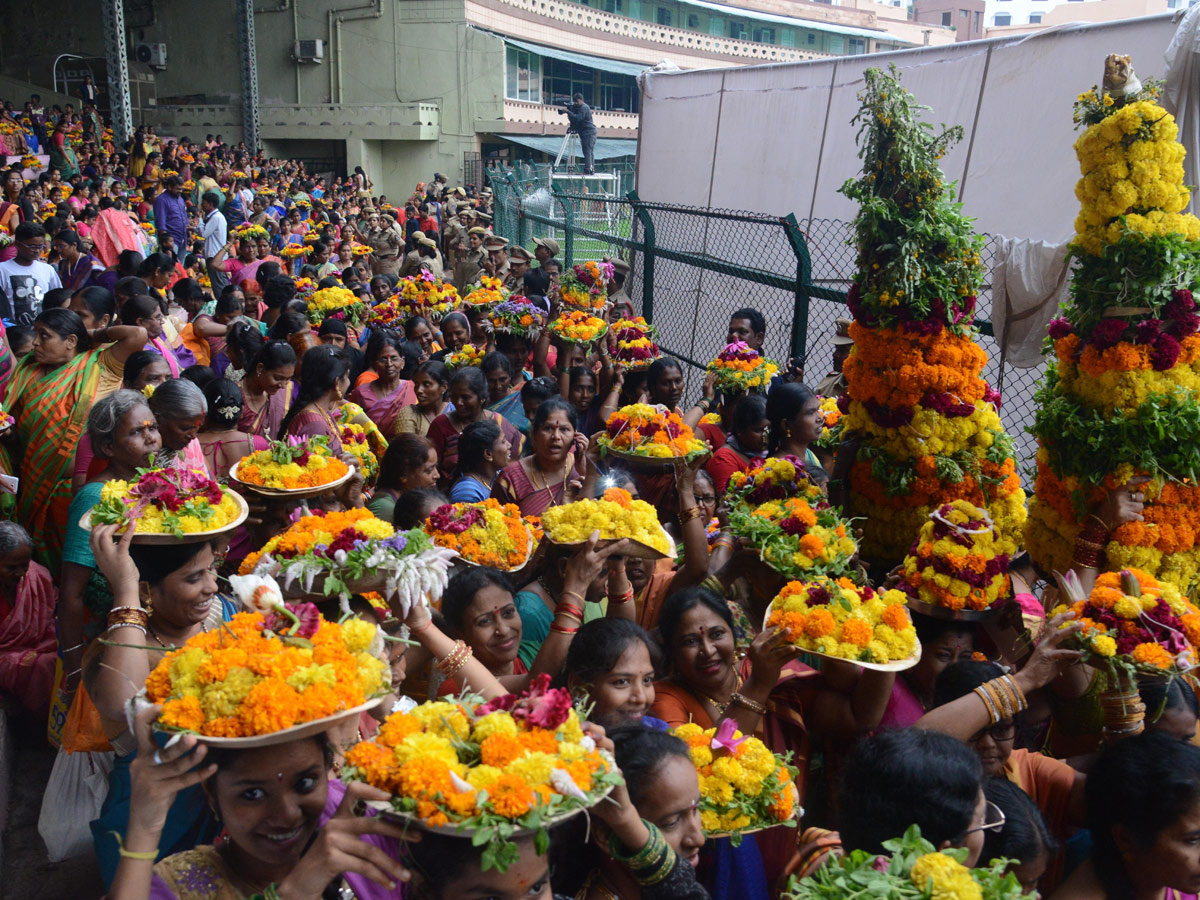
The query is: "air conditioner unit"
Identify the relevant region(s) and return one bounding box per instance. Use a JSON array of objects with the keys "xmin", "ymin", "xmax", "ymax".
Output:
[
  {"xmin": 135, "ymin": 42, "xmax": 168, "ymax": 69},
  {"xmin": 293, "ymin": 39, "xmax": 325, "ymax": 63}
]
